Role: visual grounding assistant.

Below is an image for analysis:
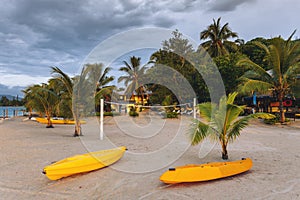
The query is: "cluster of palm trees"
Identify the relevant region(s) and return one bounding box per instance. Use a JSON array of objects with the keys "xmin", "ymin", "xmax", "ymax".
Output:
[
  {"xmin": 23, "ymin": 64, "xmax": 114, "ymax": 136},
  {"xmin": 188, "ymin": 18, "xmax": 299, "ymax": 159},
  {"xmin": 23, "ymin": 17, "xmax": 299, "ymax": 159}
]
